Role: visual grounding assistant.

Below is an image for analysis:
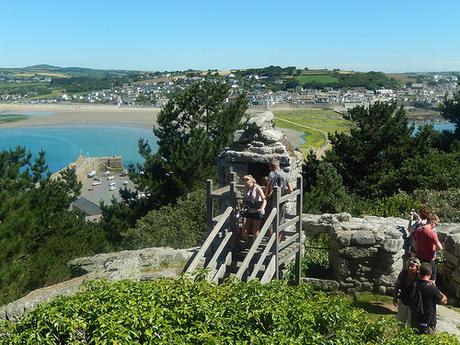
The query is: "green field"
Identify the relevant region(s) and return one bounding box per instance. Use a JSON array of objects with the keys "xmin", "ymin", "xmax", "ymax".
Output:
[
  {"xmin": 295, "ymin": 74, "xmax": 339, "ymax": 85},
  {"xmin": 274, "ymin": 108, "xmax": 352, "ymax": 155},
  {"xmin": 26, "ymin": 88, "xmax": 61, "ymax": 100},
  {"xmin": 0, "ymin": 82, "xmax": 47, "ymax": 89}
]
